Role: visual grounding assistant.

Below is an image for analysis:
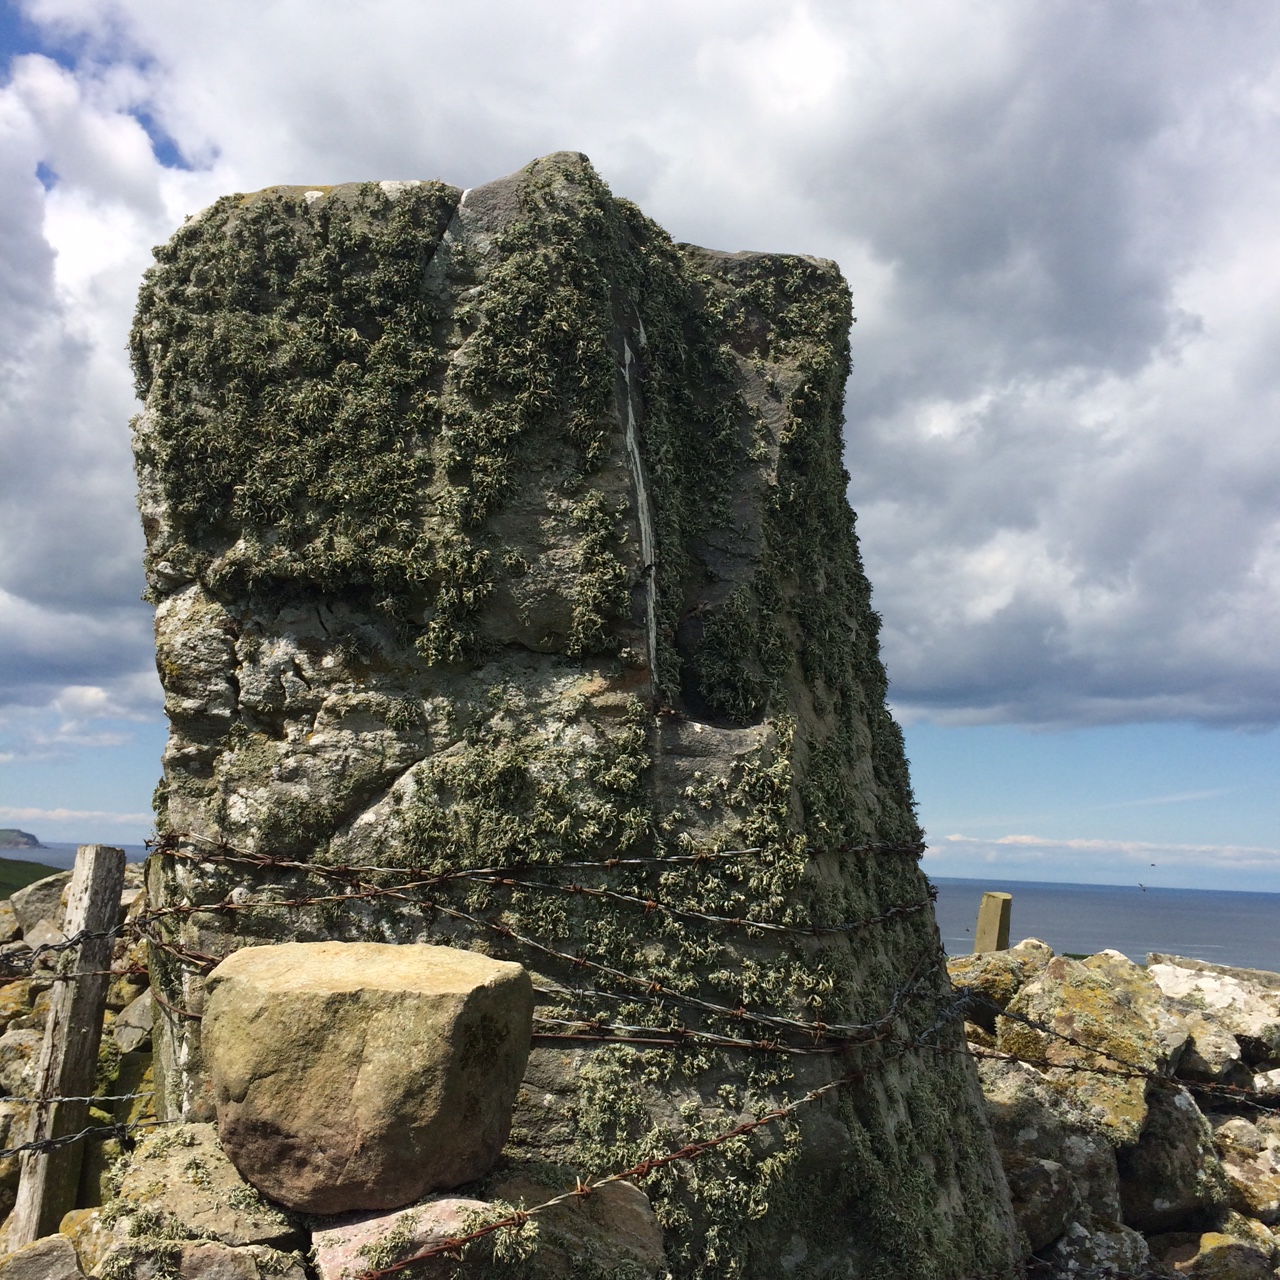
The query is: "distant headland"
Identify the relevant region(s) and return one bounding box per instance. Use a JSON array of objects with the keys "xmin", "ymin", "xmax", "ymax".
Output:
[{"xmin": 0, "ymin": 828, "xmax": 43, "ymax": 849}]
